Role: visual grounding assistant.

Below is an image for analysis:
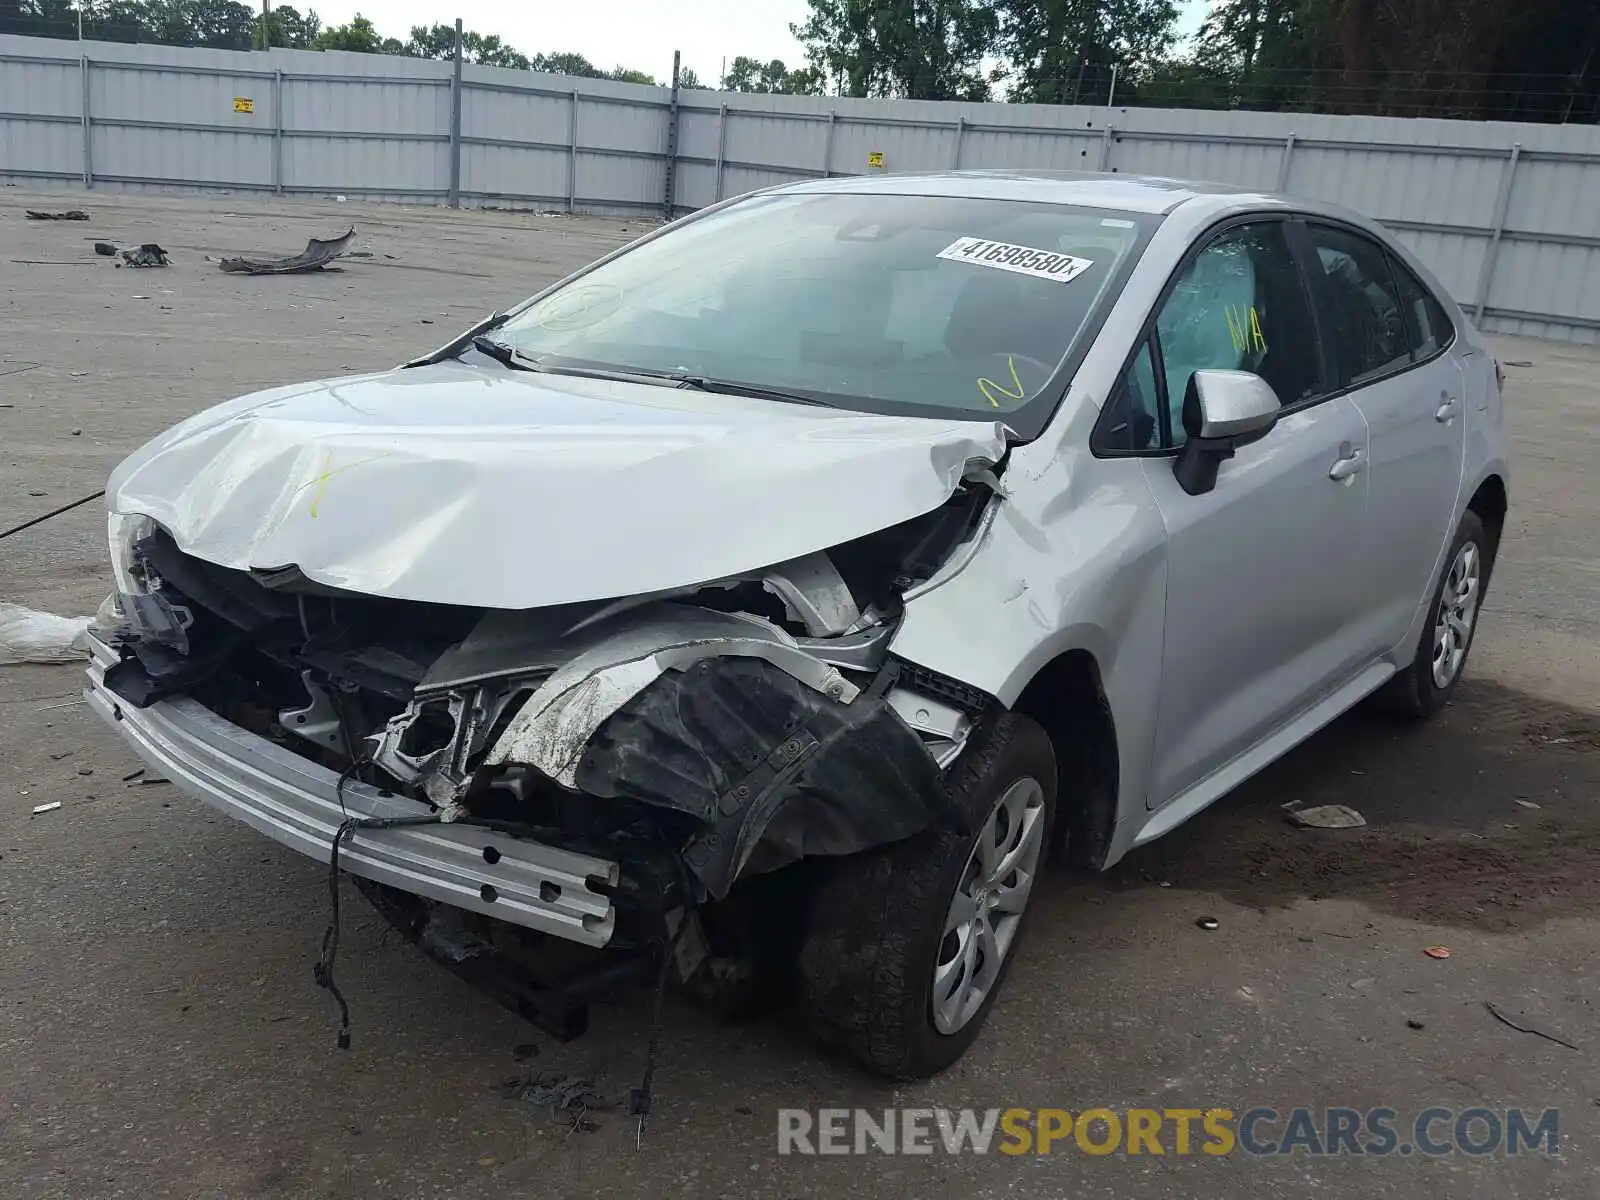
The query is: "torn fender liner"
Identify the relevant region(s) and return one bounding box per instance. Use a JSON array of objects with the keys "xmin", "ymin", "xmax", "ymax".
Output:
[
  {"xmin": 218, "ymin": 228, "xmax": 356, "ymax": 275},
  {"xmin": 574, "ymin": 657, "xmax": 952, "ymax": 899}
]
